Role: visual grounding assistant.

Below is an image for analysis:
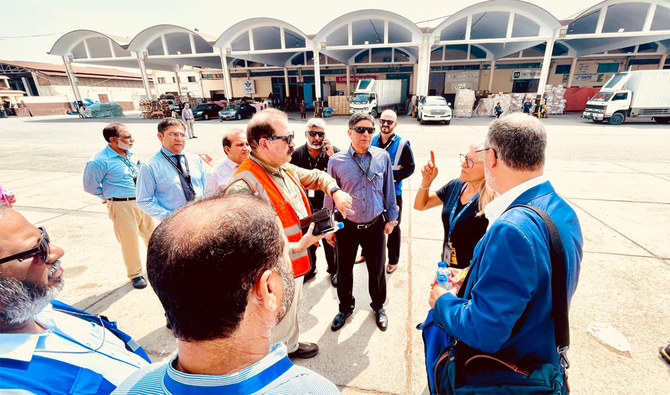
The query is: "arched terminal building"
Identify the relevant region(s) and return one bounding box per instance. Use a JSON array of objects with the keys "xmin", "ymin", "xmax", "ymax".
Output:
[{"xmin": 47, "ymin": 0, "xmax": 670, "ymax": 109}]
